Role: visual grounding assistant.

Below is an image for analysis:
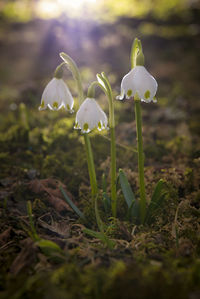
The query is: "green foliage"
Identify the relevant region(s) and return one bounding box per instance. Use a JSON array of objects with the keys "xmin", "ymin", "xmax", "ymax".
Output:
[
  {"xmin": 145, "ymin": 179, "xmax": 167, "ymax": 224},
  {"xmin": 118, "ymin": 169, "xmax": 139, "ymax": 221},
  {"xmin": 102, "ymin": 173, "xmax": 111, "ymax": 213},
  {"xmin": 60, "ymin": 185, "xmax": 85, "ymax": 220}
]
